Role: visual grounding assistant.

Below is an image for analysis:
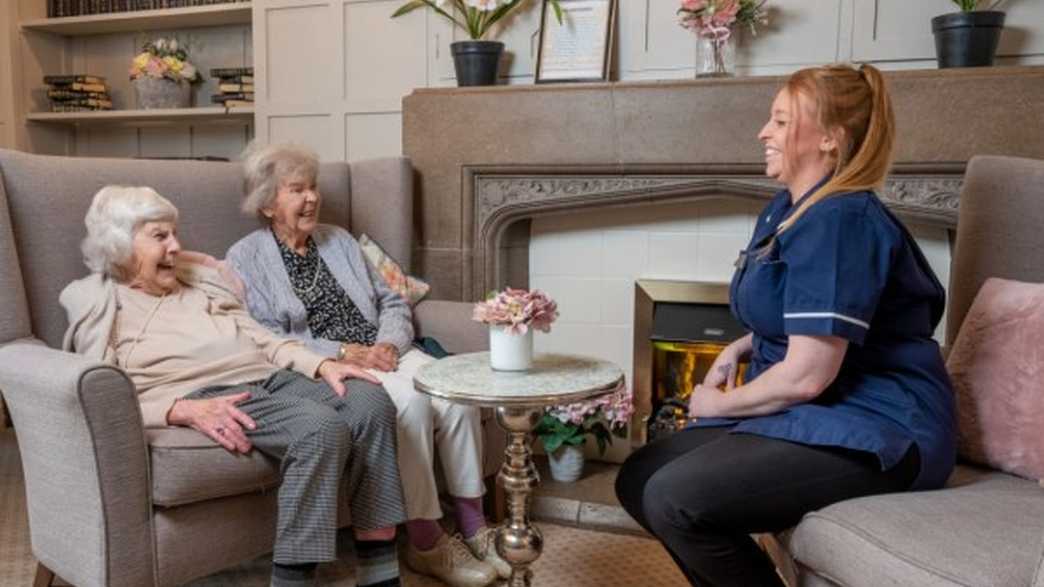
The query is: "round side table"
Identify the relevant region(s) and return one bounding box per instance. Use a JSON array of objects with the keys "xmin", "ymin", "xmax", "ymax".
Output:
[{"xmin": 414, "ymin": 352, "xmax": 624, "ymax": 587}]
